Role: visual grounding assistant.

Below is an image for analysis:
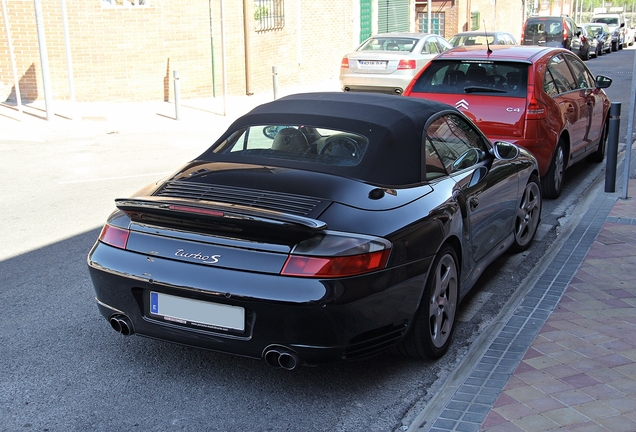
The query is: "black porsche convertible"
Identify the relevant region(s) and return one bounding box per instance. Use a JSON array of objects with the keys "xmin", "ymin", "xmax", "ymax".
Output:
[{"xmin": 87, "ymin": 92, "xmax": 541, "ymax": 369}]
